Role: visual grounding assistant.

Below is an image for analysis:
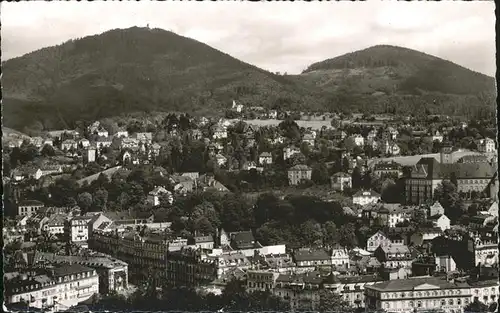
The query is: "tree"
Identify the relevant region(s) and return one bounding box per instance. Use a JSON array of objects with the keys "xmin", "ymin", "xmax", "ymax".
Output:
[
  {"xmin": 312, "ymin": 162, "xmax": 330, "ymax": 185},
  {"xmin": 77, "ymin": 192, "xmax": 93, "ymax": 213},
  {"xmin": 338, "ymin": 223, "xmax": 358, "ymax": 249},
  {"xmin": 351, "ymin": 167, "xmax": 363, "ymax": 190},
  {"xmin": 434, "ymin": 180, "xmax": 461, "ymax": 222},
  {"xmin": 40, "ymin": 144, "xmax": 56, "ymax": 157},
  {"xmin": 299, "ymin": 219, "xmax": 323, "ymax": 247},
  {"xmin": 318, "ymin": 289, "xmax": 354, "ymax": 313},
  {"xmin": 323, "ymin": 221, "xmax": 339, "ymax": 246},
  {"xmin": 93, "ymin": 189, "xmax": 109, "ymax": 211}
]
